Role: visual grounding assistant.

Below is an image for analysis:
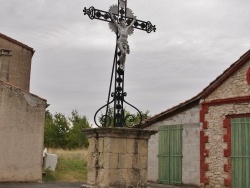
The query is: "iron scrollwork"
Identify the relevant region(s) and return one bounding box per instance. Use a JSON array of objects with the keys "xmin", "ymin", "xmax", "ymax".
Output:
[{"xmin": 83, "ymin": 6, "xmax": 156, "ymax": 33}]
